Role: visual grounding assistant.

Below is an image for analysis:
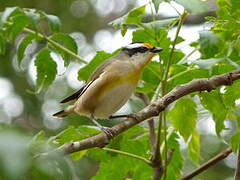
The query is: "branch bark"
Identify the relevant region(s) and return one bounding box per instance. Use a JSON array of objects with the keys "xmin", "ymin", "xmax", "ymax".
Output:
[
  {"xmin": 46, "ymin": 70, "xmax": 240, "ymax": 156},
  {"xmin": 181, "ymin": 148, "xmax": 232, "ymax": 180}
]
